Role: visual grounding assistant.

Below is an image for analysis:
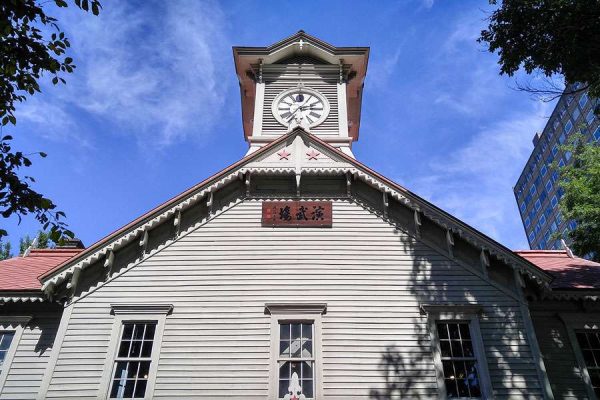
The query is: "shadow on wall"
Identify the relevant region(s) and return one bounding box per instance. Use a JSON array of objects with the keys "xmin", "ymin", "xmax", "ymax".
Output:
[{"xmin": 359, "ymin": 199, "xmax": 543, "ymax": 399}]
